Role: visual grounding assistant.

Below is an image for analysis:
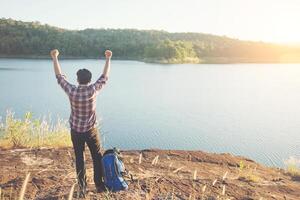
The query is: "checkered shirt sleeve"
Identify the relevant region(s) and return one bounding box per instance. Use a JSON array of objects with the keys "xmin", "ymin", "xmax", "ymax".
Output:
[
  {"xmin": 56, "ymin": 74, "xmax": 75, "ymax": 95},
  {"xmin": 92, "ymin": 74, "xmax": 108, "ymax": 93}
]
